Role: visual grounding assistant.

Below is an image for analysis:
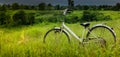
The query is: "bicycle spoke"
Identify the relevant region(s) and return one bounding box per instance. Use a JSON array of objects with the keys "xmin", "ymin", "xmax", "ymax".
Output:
[
  {"xmin": 86, "ymin": 26, "xmax": 116, "ymax": 48},
  {"xmin": 44, "ymin": 29, "xmax": 70, "ymax": 46}
]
